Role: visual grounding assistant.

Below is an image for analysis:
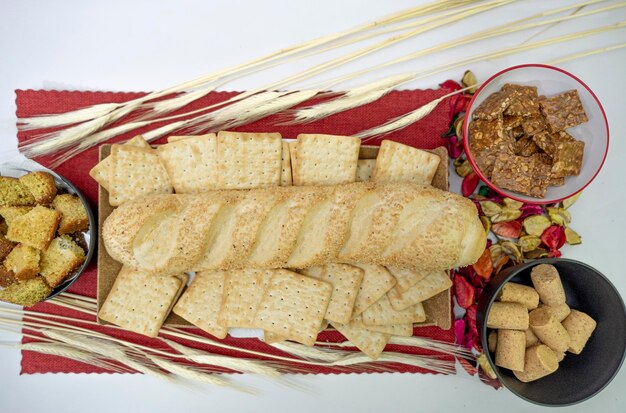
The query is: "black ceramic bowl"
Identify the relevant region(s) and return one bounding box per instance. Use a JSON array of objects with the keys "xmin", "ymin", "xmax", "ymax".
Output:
[
  {"xmin": 1, "ymin": 166, "xmax": 95, "ymax": 301},
  {"xmin": 476, "ymin": 258, "xmax": 626, "ymax": 406}
]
